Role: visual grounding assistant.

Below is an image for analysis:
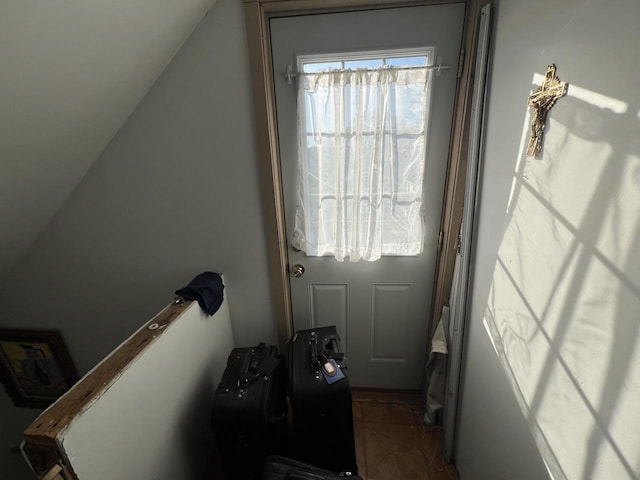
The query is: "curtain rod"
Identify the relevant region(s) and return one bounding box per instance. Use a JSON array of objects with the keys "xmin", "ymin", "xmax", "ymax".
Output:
[{"xmin": 284, "ymin": 62, "xmax": 452, "ymax": 85}]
